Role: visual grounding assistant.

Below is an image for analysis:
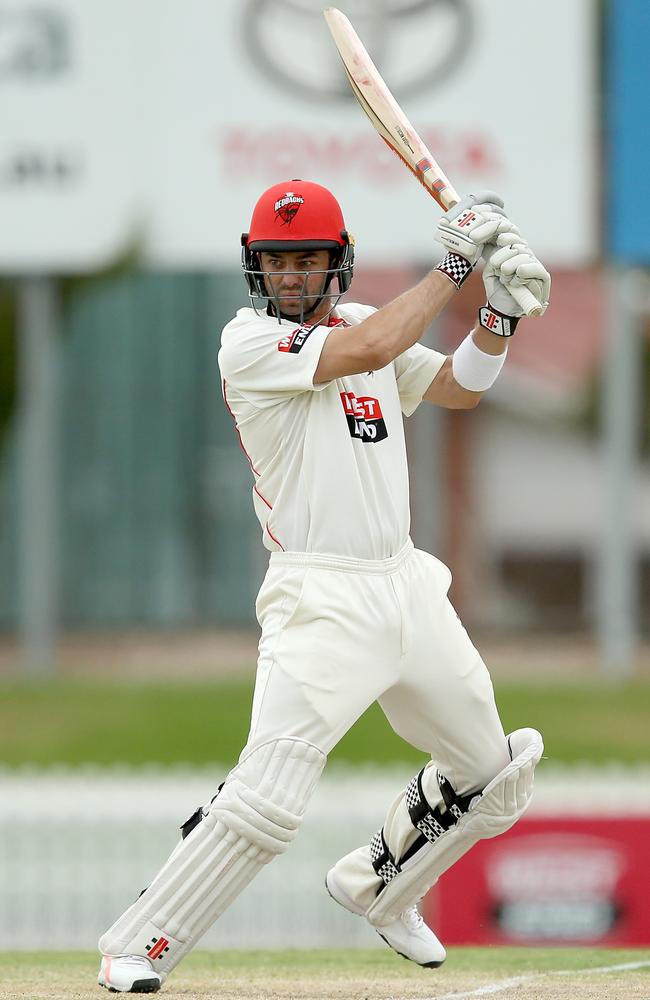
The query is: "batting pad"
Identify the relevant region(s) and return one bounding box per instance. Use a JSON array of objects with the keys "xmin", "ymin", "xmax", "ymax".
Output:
[
  {"xmin": 366, "ymin": 728, "xmax": 543, "ymax": 926},
  {"xmin": 99, "ymin": 738, "xmax": 325, "ymax": 979}
]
